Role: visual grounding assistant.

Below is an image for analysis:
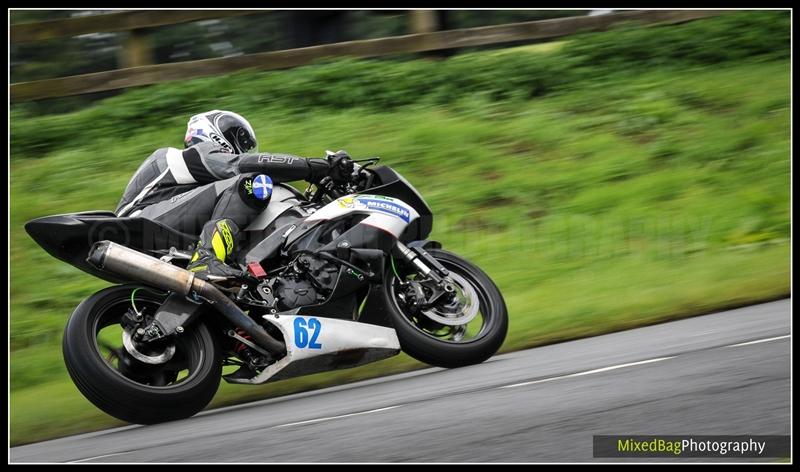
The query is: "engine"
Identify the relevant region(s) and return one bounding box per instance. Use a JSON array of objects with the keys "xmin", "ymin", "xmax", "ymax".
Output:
[
  {"xmin": 258, "ymin": 254, "xmax": 340, "ymax": 311},
  {"xmin": 274, "ymin": 278, "xmax": 319, "ymax": 310}
]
